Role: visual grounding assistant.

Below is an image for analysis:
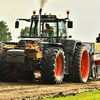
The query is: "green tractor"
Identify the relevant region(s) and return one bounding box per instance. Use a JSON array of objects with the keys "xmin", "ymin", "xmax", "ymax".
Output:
[{"xmin": 0, "ymin": 9, "xmax": 90, "ymax": 84}]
